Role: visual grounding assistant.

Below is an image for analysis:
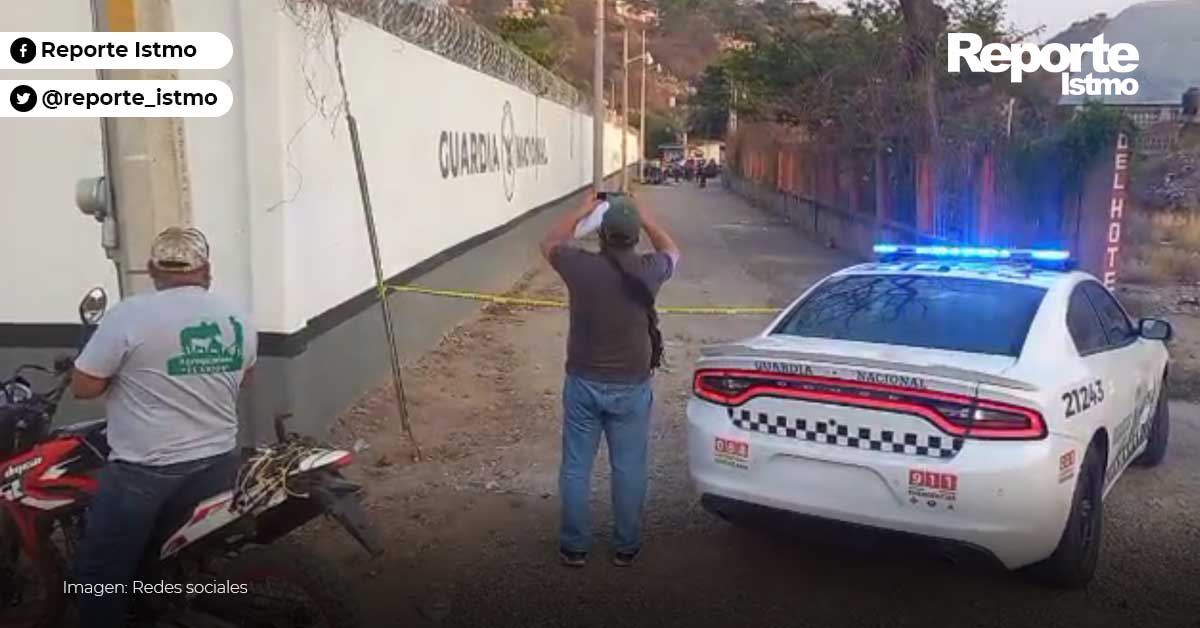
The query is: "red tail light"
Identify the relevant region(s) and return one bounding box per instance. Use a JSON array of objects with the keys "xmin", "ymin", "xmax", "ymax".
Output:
[{"xmin": 693, "ymin": 368, "xmax": 1045, "ymax": 440}]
